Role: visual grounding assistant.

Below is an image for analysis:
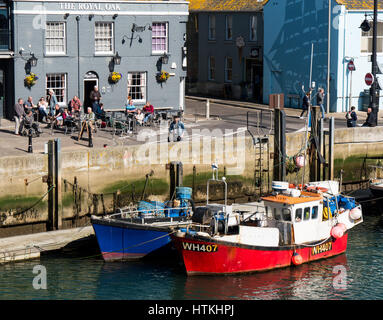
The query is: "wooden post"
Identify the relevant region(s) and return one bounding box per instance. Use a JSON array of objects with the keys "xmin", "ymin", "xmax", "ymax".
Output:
[
  {"xmin": 273, "ymin": 109, "xmax": 286, "ymax": 181},
  {"xmin": 309, "ymin": 106, "xmax": 320, "ymax": 182},
  {"xmin": 54, "ymin": 139, "xmax": 62, "ymax": 230},
  {"xmin": 47, "ymin": 140, "xmax": 55, "ymax": 231},
  {"xmin": 329, "ymin": 117, "xmax": 335, "ymax": 180},
  {"xmin": 192, "ymin": 165, "xmax": 196, "ymax": 201},
  {"xmin": 317, "ymin": 118, "xmax": 324, "ymax": 181}
]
